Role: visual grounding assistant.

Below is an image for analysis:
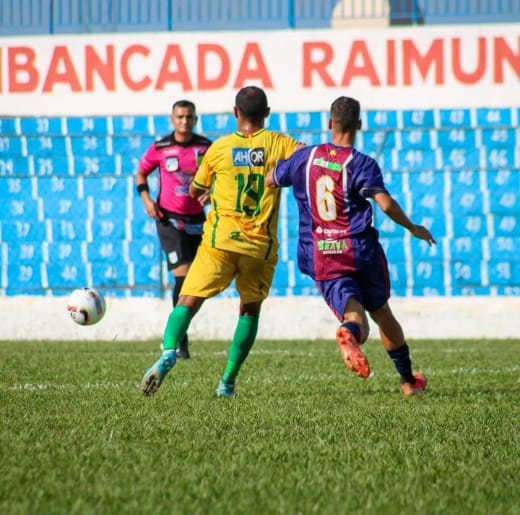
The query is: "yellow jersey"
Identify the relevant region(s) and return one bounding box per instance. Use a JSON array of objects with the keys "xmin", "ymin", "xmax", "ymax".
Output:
[{"xmin": 193, "ymin": 128, "xmax": 297, "ymax": 260}]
